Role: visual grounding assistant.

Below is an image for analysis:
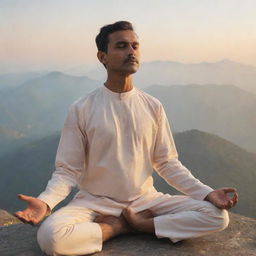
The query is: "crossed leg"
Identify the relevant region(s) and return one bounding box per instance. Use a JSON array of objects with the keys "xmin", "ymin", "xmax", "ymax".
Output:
[
  {"xmin": 37, "ymin": 194, "xmax": 229, "ymax": 255},
  {"xmin": 37, "ymin": 206, "xmax": 104, "ymax": 256},
  {"xmin": 94, "ymin": 214, "xmax": 134, "ymax": 241},
  {"xmin": 127, "ymin": 193, "xmax": 230, "ymax": 243},
  {"xmin": 37, "ymin": 205, "xmax": 137, "ymax": 256}
]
